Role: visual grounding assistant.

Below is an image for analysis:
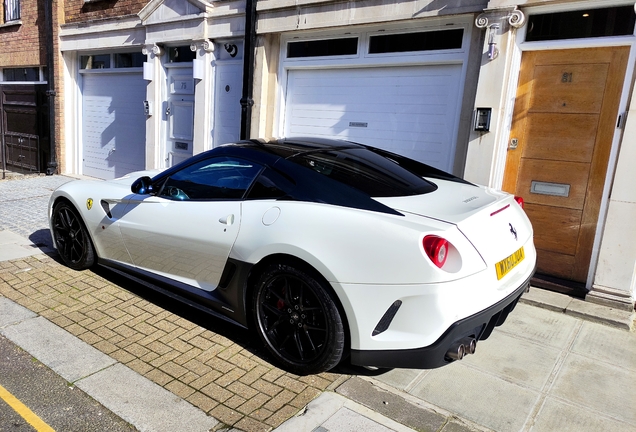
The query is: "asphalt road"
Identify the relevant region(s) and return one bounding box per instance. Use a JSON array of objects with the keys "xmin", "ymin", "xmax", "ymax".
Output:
[{"xmin": 0, "ymin": 335, "xmax": 136, "ymax": 432}]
